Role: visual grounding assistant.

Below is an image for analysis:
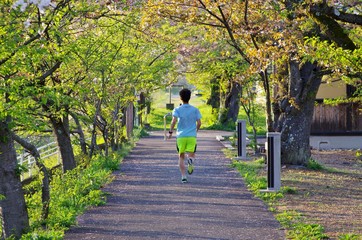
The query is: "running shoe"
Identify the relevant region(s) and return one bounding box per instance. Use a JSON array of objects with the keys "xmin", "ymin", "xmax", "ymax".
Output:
[
  {"xmin": 181, "ymin": 177, "xmax": 188, "ymax": 183},
  {"xmin": 187, "ymin": 158, "xmax": 194, "ymax": 175}
]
